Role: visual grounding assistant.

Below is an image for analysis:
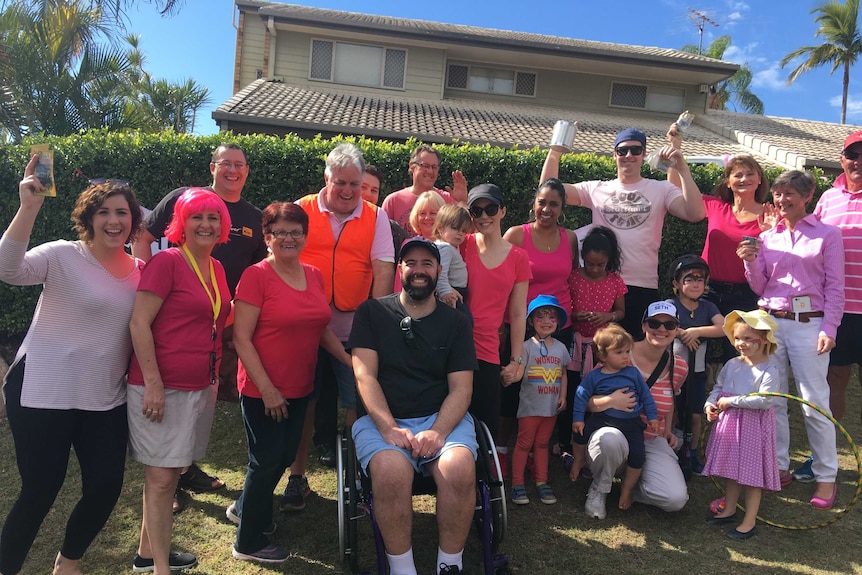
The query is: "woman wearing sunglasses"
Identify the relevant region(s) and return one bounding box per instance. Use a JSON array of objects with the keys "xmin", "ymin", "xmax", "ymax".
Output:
[
  {"xmin": 228, "ymin": 203, "xmax": 349, "ymax": 563},
  {"xmin": 0, "ymin": 158, "xmax": 143, "ymax": 575},
  {"xmin": 578, "ymin": 301, "xmax": 690, "ymax": 520},
  {"xmin": 127, "ymin": 188, "xmax": 232, "ymax": 574},
  {"xmin": 461, "ymin": 184, "xmax": 531, "ymax": 441}
]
